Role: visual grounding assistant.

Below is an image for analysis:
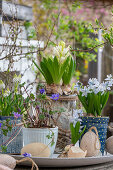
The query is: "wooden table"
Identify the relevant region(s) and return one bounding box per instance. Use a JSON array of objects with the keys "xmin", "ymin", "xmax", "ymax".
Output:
[{"xmin": 15, "ymin": 162, "xmax": 113, "ymax": 170}]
